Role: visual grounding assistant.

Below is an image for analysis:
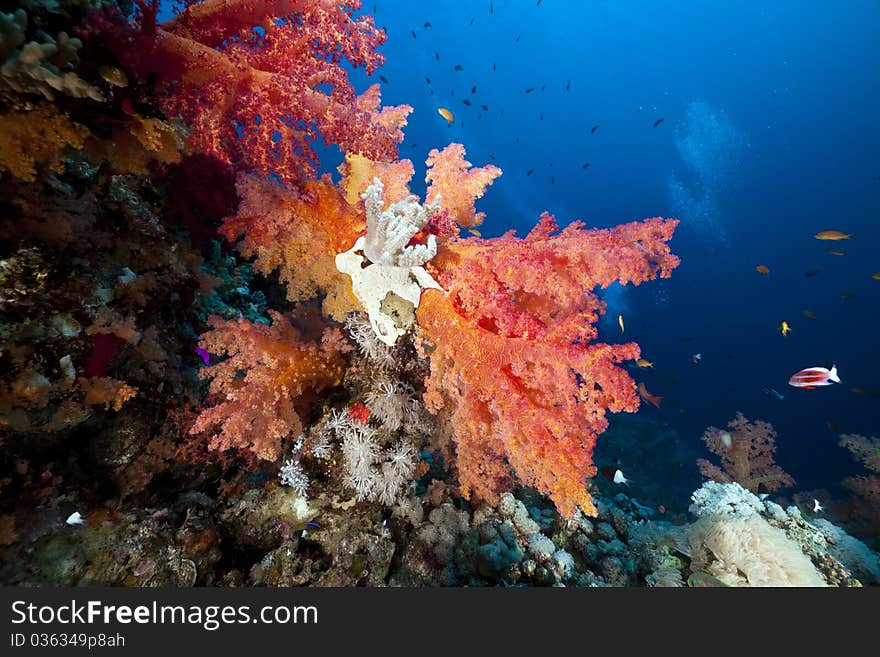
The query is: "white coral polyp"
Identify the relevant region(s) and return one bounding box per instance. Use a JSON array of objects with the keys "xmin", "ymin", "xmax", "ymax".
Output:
[{"xmin": 336, "ymin": 177, "xmax": 442, "ymax": 346}]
